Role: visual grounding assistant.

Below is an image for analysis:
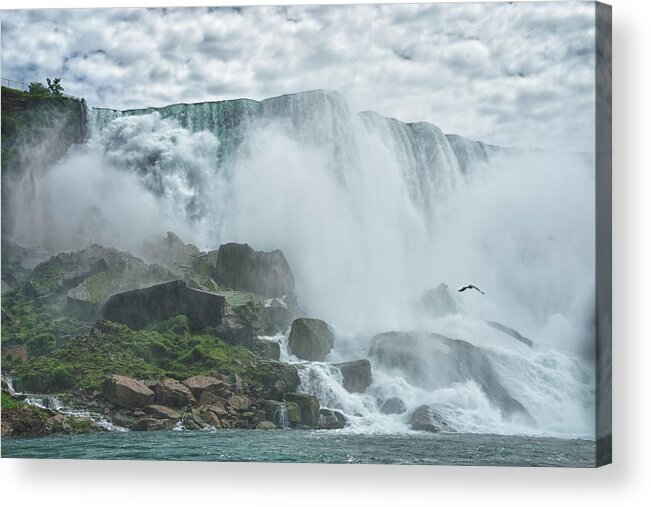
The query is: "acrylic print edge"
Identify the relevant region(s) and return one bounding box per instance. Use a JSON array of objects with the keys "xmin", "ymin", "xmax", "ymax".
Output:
[{"xmin": 595, "ymin": 0, "xmax": 612, "ymax": 467}]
